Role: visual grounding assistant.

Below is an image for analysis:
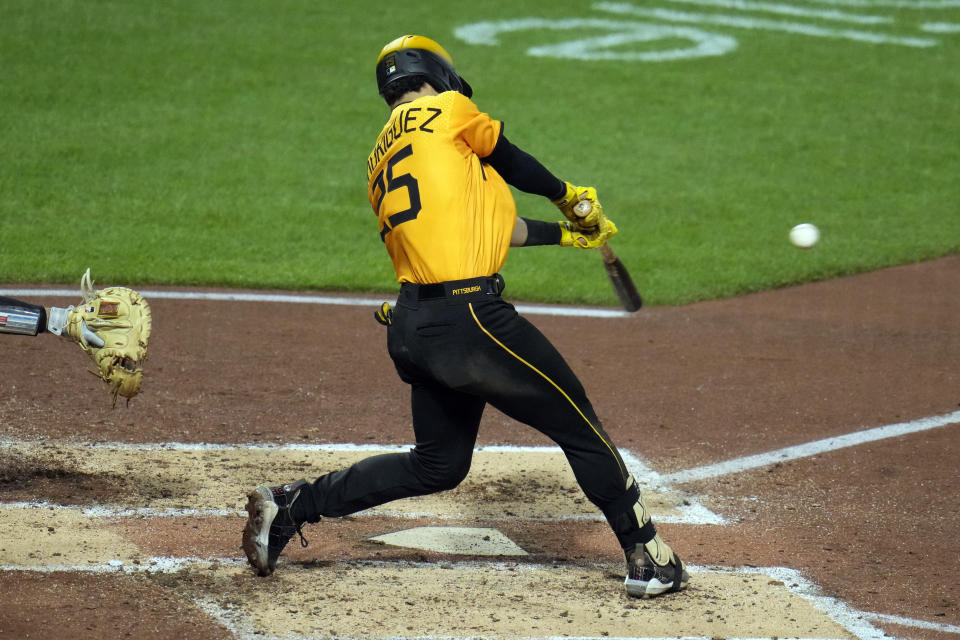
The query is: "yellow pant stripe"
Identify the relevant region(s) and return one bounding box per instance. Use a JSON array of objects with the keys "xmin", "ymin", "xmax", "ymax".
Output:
[{"xmin": 468, "ymin": 303, "xmax": 626, "ymax": 480}]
